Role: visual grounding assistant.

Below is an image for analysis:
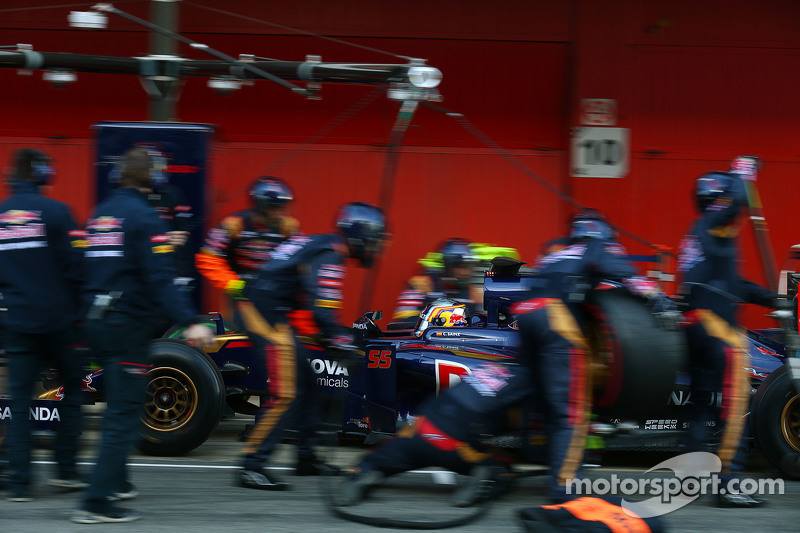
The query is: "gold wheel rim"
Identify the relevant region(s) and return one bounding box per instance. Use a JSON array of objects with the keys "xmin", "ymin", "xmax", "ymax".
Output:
[
  {"xmin": 143, "ymin": 367, "xmax": 198, "ymax": 432},
  {"xmin": 780, "ymin": 393, "xmax": 800, "ymax": 453}
]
